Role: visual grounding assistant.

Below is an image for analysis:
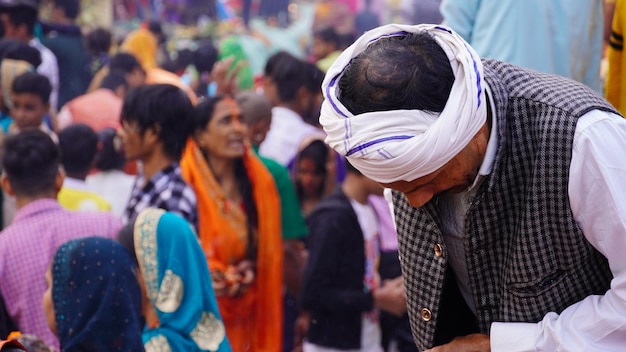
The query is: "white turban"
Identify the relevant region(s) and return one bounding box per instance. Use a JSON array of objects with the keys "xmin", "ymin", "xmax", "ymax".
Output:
[{"xmin": 319, "ymin": 24, "xmax": 487, "ymax": 183}]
